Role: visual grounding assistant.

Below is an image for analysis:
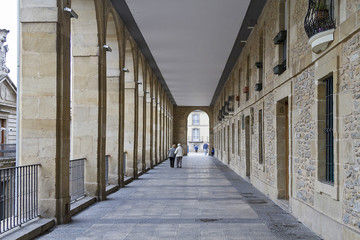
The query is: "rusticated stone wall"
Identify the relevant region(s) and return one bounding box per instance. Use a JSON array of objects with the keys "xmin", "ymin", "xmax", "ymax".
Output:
[
  {"xmin": 293, "ymin": 67, "xmax": 316, "ymax": 206},
  {"xmin": 340, "ymin": 31, "xmax": 360, "ymax": 230}
]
